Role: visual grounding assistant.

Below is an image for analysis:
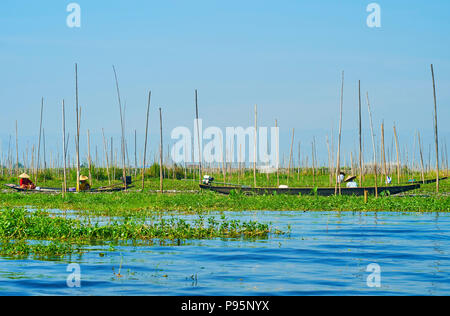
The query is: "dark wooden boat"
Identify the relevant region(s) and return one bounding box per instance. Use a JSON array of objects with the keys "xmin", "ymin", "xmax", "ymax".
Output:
[
  {"xmin": 404, "ymin": 177, "xmax": 448, "ymax": 185},
  {"xmin": 3, "ymin": 184, "xmax": 130, "ymax": 193},
  {"xmin": 199, "ymin": 183, "xmax": 421, "ymax": 196}
]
